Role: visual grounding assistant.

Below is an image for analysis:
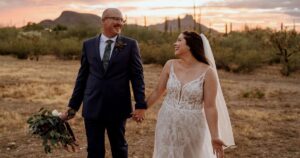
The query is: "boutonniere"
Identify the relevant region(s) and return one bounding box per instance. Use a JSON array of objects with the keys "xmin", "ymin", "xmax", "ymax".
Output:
[{"xmin": 115, "ymin": 40, "xmax": 127, "ymax": 50}]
